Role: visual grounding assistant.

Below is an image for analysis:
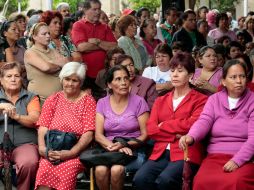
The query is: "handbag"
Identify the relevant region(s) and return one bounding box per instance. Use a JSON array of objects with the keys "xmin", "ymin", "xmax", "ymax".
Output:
[
  {"xmin": 44, "ymin": 130, "xmax": 77, "ymax": 162},
  {"xmin": 79, "ymin": 143, "xmax": 137, "ymax": 168}
]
